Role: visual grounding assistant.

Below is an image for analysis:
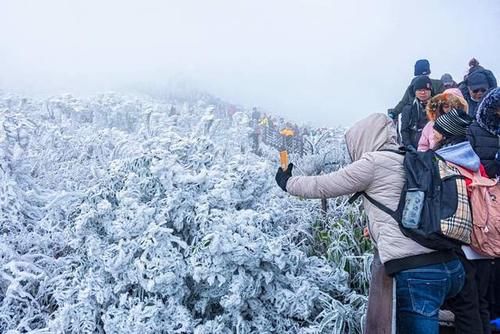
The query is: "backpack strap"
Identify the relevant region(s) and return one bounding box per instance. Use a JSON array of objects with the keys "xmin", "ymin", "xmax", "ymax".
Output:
[
  {"xmin": 348, "ymin": 191, "xmax": 398, "ymax": 220},
  {"xmin": 380, "ymin": 148, "xmax": 406, "ymax": 155},
  {"xmin": 347, "ymin": 148, "xmax": 405, "ymax": 211},
  {"xmin": 362, "ymin": 192, "xmax": 398, "ymax": 219},
  {"xmin": 348, "ymin": 192, "xmax": 363, "ymax": 204},
  {"xmin": 433, "ymin": 151, "xmax": 446, "ymax": 162}
]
